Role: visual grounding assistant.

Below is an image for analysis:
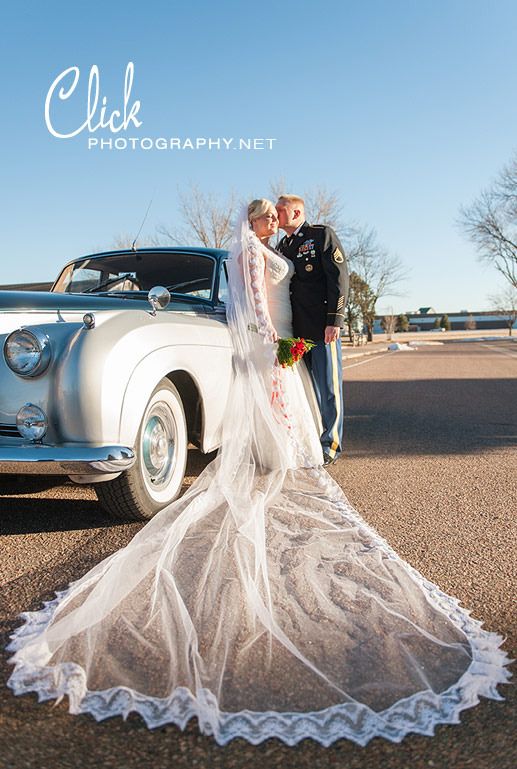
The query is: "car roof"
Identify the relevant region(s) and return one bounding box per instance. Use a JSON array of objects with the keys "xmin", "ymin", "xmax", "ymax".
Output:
[{"xmin": 60, "ymin": 246, "xmax": 229, "ymax": 271}]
